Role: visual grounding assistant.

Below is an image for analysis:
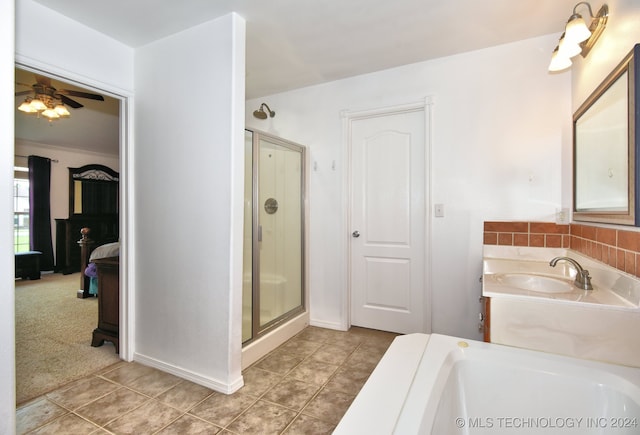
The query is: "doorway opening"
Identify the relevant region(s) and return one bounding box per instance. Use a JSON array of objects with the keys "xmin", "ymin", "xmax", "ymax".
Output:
[{"xmin": 13, "ymin": 64, "xmax": 127, "ymax": 404}]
